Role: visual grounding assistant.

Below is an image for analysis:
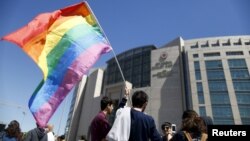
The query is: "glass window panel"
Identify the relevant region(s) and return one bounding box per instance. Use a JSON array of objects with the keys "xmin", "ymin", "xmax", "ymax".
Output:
[
  {"xmin": 193, "ymin": 54, "xmax": 199, "ymax": 58},
  {"xmin": 228, "ymin": 59, "xmax": 247, "ymax": 68},
  {"xmin": 207, "ymin": 70, "xmax": 225, "ymax": 80},
  {"xmin": 226, "ymin": 51, "xmax": 243, "ymax": 56},
  {"xmin": 194, "ymin": 61, "xmax": 200, "ymax": 70},
  {"xmin": 199, "ymin": 107, "xmax": 206, "ymax": 116},
  {"xmin": 210, "ymin": 93, "xmax": 230, "ymax": 104},
  {"xmin": 195, "ymin": 71, "xmax": 201, "ymax": 80},
  {"xmin": 236, "ymin": 94, "xmax": 250, "ymax": 104},
  {"xmin": 197, "ymin": 82, "xmax": 205, "ymax": 104},
  {"xmin": 241, "ymin": 118, "xmax": 250, "ymax": 124},
  {"xmin": 198, "ymin": 92, "xmax": 205, "ymax": 104},
  {"xmin": 204, "ymin": 52, "xmax": 220, "ymax": 57},
  {"xmin": 230, "ymin": 69, "xmax": 250, "ymax": 79},
  {"xmin": 133, "ymin": 57, "xmax": 141, "ymax": 65},
  {"xmin": 233, "ymin": 81, "xmax": 250, "ymax": 91},
  {"xmin": 208, "ymin": 81, "xmax": 228, "ymax": 91},
  {"xmin": 197, "ymin": 82, "xmax": 203, "ymax": 92},
  {"xmin": 212, "ymin": 105, "xmax": 233, "ymax": 118},
  {"xmin": 142, "ymin": 72, "xmax": 150, "ymax": 81},
  {"xmin": 238, "ymin": 105, "xmax": 250, "ymax": 118},
  {"xmin": 205, "ymin": 60, "xmax": 223, "ymax": 69},
  {"xmin": 213, "ymin": 117, "xmax": 234, "ymax": 125}
]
